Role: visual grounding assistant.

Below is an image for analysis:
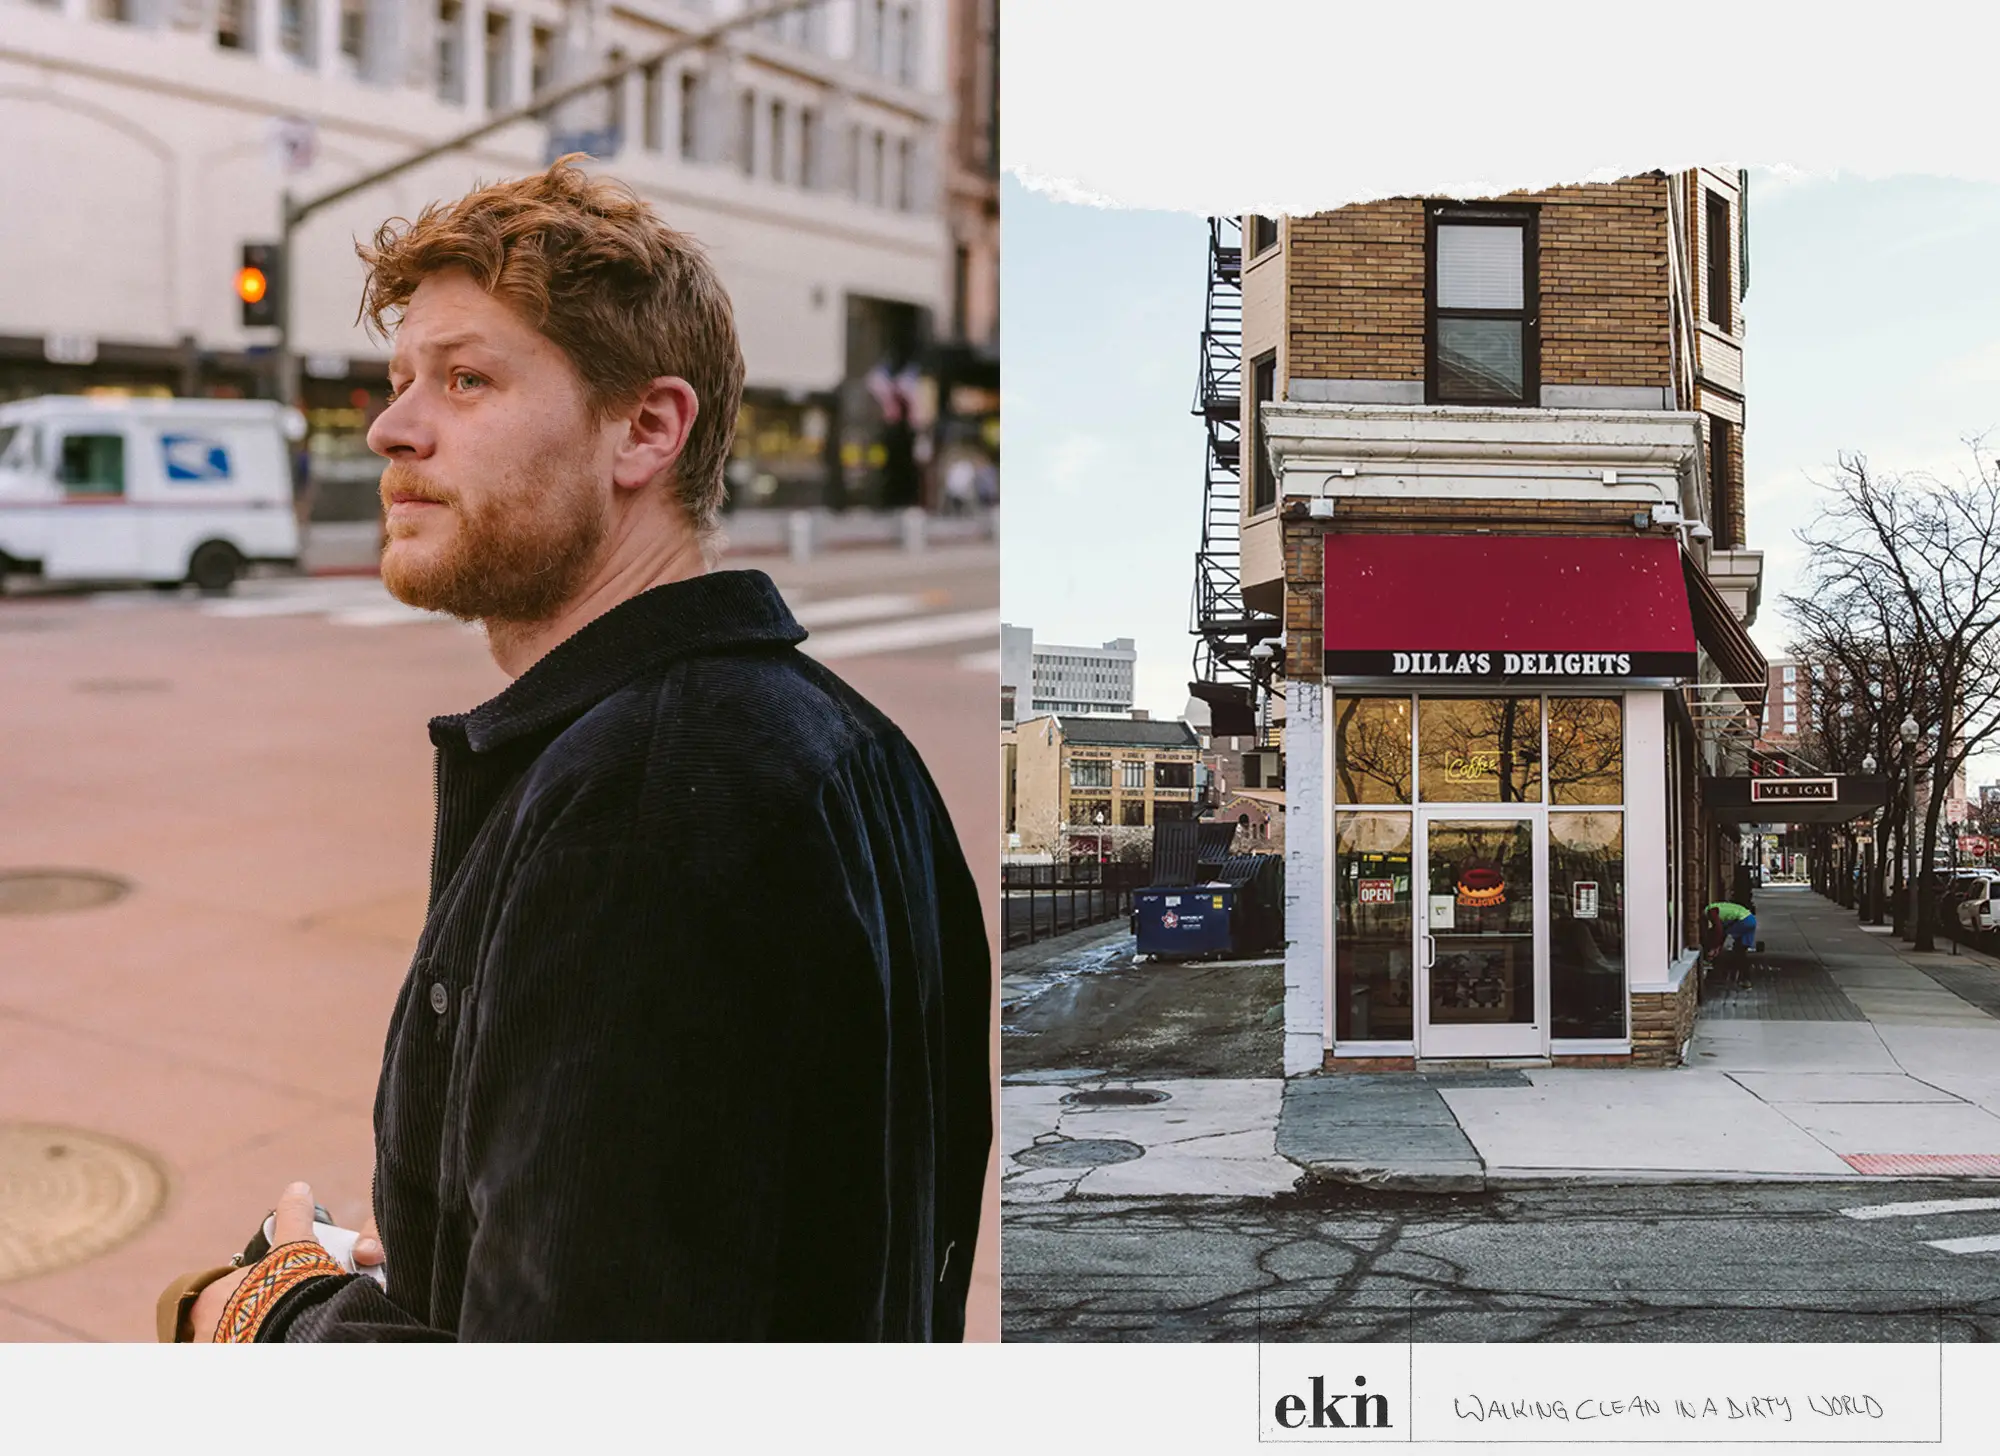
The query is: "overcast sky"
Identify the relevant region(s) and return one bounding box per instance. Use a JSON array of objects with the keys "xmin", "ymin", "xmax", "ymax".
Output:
[{"xmin": 1000, "ymin": 169, "xmax": 2000, "ymax": 787}]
